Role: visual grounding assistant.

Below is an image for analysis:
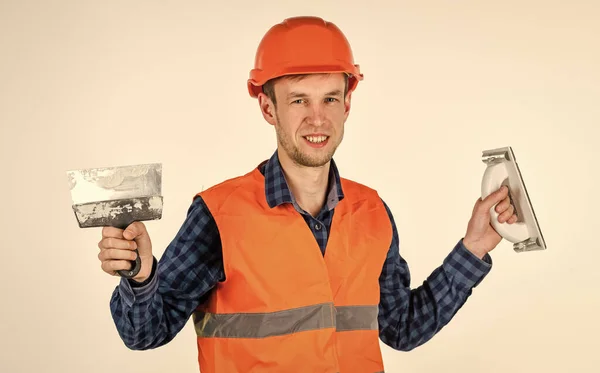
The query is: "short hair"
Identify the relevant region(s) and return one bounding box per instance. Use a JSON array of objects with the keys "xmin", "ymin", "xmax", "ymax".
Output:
[{"xmin": 262, "ymin": 73, "xmax": 349, "ymax": 106}]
